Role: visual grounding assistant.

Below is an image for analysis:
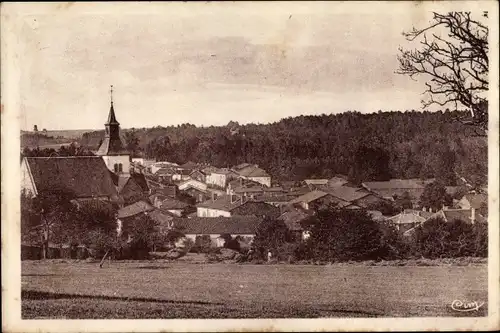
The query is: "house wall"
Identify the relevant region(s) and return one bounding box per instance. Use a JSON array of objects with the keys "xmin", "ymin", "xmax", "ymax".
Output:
[
  {"xmin": 21, "ymin": 159, "xmax": 37, "ymax": 196},
  {"xmin": 167, "ymin": 209, "xmax": 183, "ymax": 217},
  {"xmin": 196, "ymin": 207, "xmax": 231, "ymax": 217},
  {"xmin": 190, "ymin": 171, "xmax": 206, "ymax": 183},
  {"xmin": 183, "ymin": 188, "xmax": 209, "ymax": 203},
  {"xmin": 102, "ymin": 155, "xmax": 130, "ymax": 174},
  {"xmin": 457, "ymin": 196, "xmax": 472, "ymax": 209},
  {"xmin": 247, "ymin": 176, "xmax": 271, "ymax": 187},
  {"xmin": 206, "ymin": 173, "xmax": 227, "ymax": 188},
  {"xmin": 179, "ymin": 180, "xmax": 208, "ymax": 192}
]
